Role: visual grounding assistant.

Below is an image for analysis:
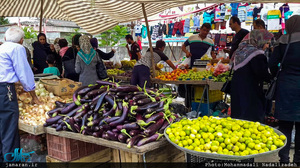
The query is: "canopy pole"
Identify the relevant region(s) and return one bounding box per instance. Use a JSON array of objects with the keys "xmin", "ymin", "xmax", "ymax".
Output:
[
  {"xmin": 39, "ymin": 0, "xmax": 44, "ymax": 33},
  {"xmin": 168, "ymin": 42, "xmax": 176, "ymax": 61},
  {"xmin": 142, "ymin": 3, "xmax": 156, "ymax": 78}
]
